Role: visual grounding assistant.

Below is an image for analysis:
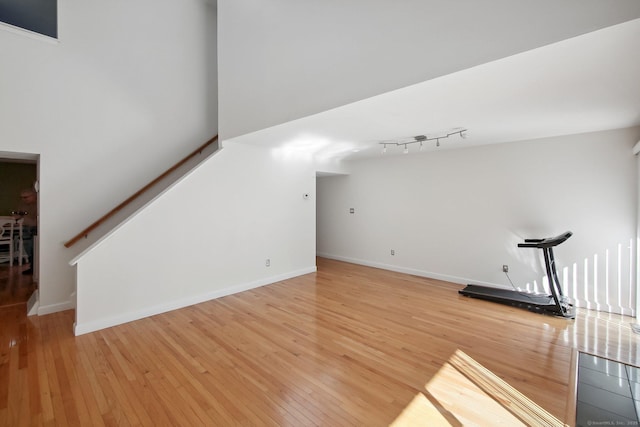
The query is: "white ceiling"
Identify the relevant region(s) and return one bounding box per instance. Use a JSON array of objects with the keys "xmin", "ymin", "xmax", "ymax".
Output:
[{"xmin": 229, "ymin": 17, "xmax": 640, "ymax": 161}]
